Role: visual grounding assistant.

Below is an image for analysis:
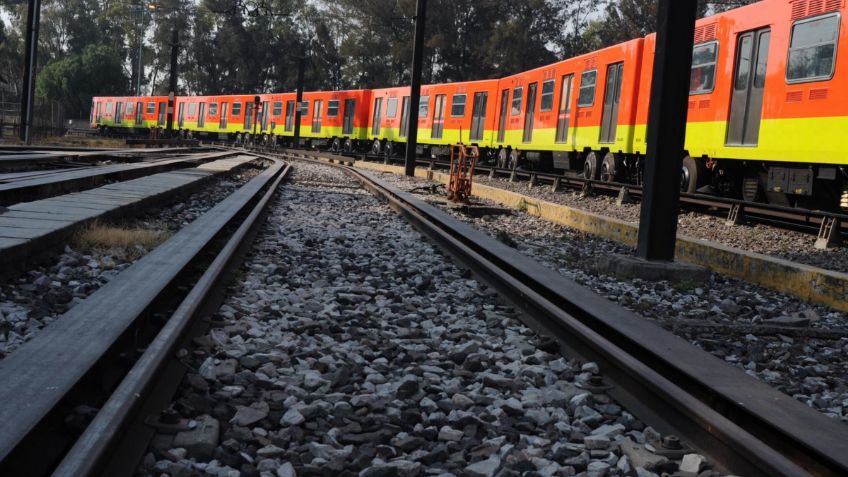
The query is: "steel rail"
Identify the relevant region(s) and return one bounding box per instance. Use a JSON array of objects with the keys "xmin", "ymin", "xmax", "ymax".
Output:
[{"xmin": 51, "ymin": 155, "xmax": 291, "ymax": 477}]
